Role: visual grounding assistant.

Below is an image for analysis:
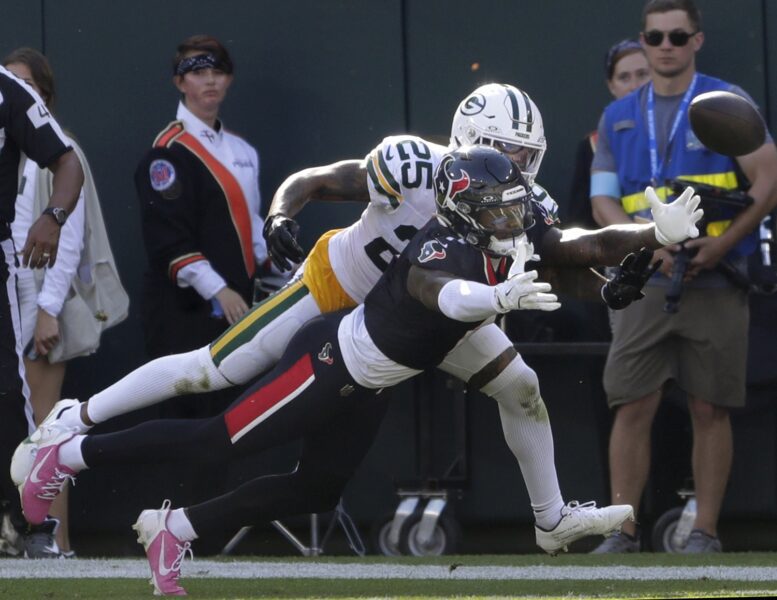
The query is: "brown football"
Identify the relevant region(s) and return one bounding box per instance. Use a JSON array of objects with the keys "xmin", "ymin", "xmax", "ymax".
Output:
[{"xmin": 688, "ymin": 91, "xmax": 766, "ymax": 156}]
